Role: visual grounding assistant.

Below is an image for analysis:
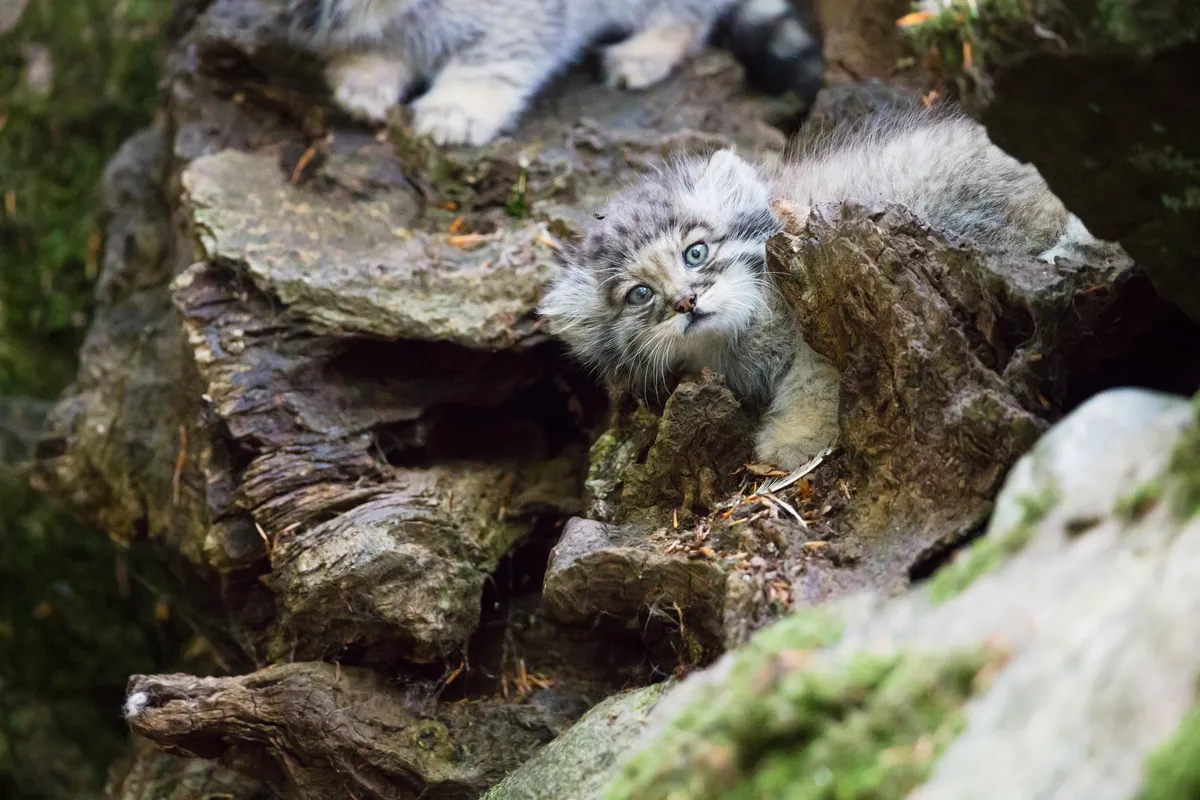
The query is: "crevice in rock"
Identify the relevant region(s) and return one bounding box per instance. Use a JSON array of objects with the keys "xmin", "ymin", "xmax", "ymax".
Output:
[
  {"xmin": 1062, "ymin": 289, "xmax": 1200, "ymax": 410},
  {"xmin": 907, "ymin": 518, "xmax": 989, "ymax": 585},
  {"xmin": 359, "ymin": 344, "xmax": 607, "ymax": 469},
  {"xmin": 435, "ymin": 515, "xmax": 662, "ymax": 712}
]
